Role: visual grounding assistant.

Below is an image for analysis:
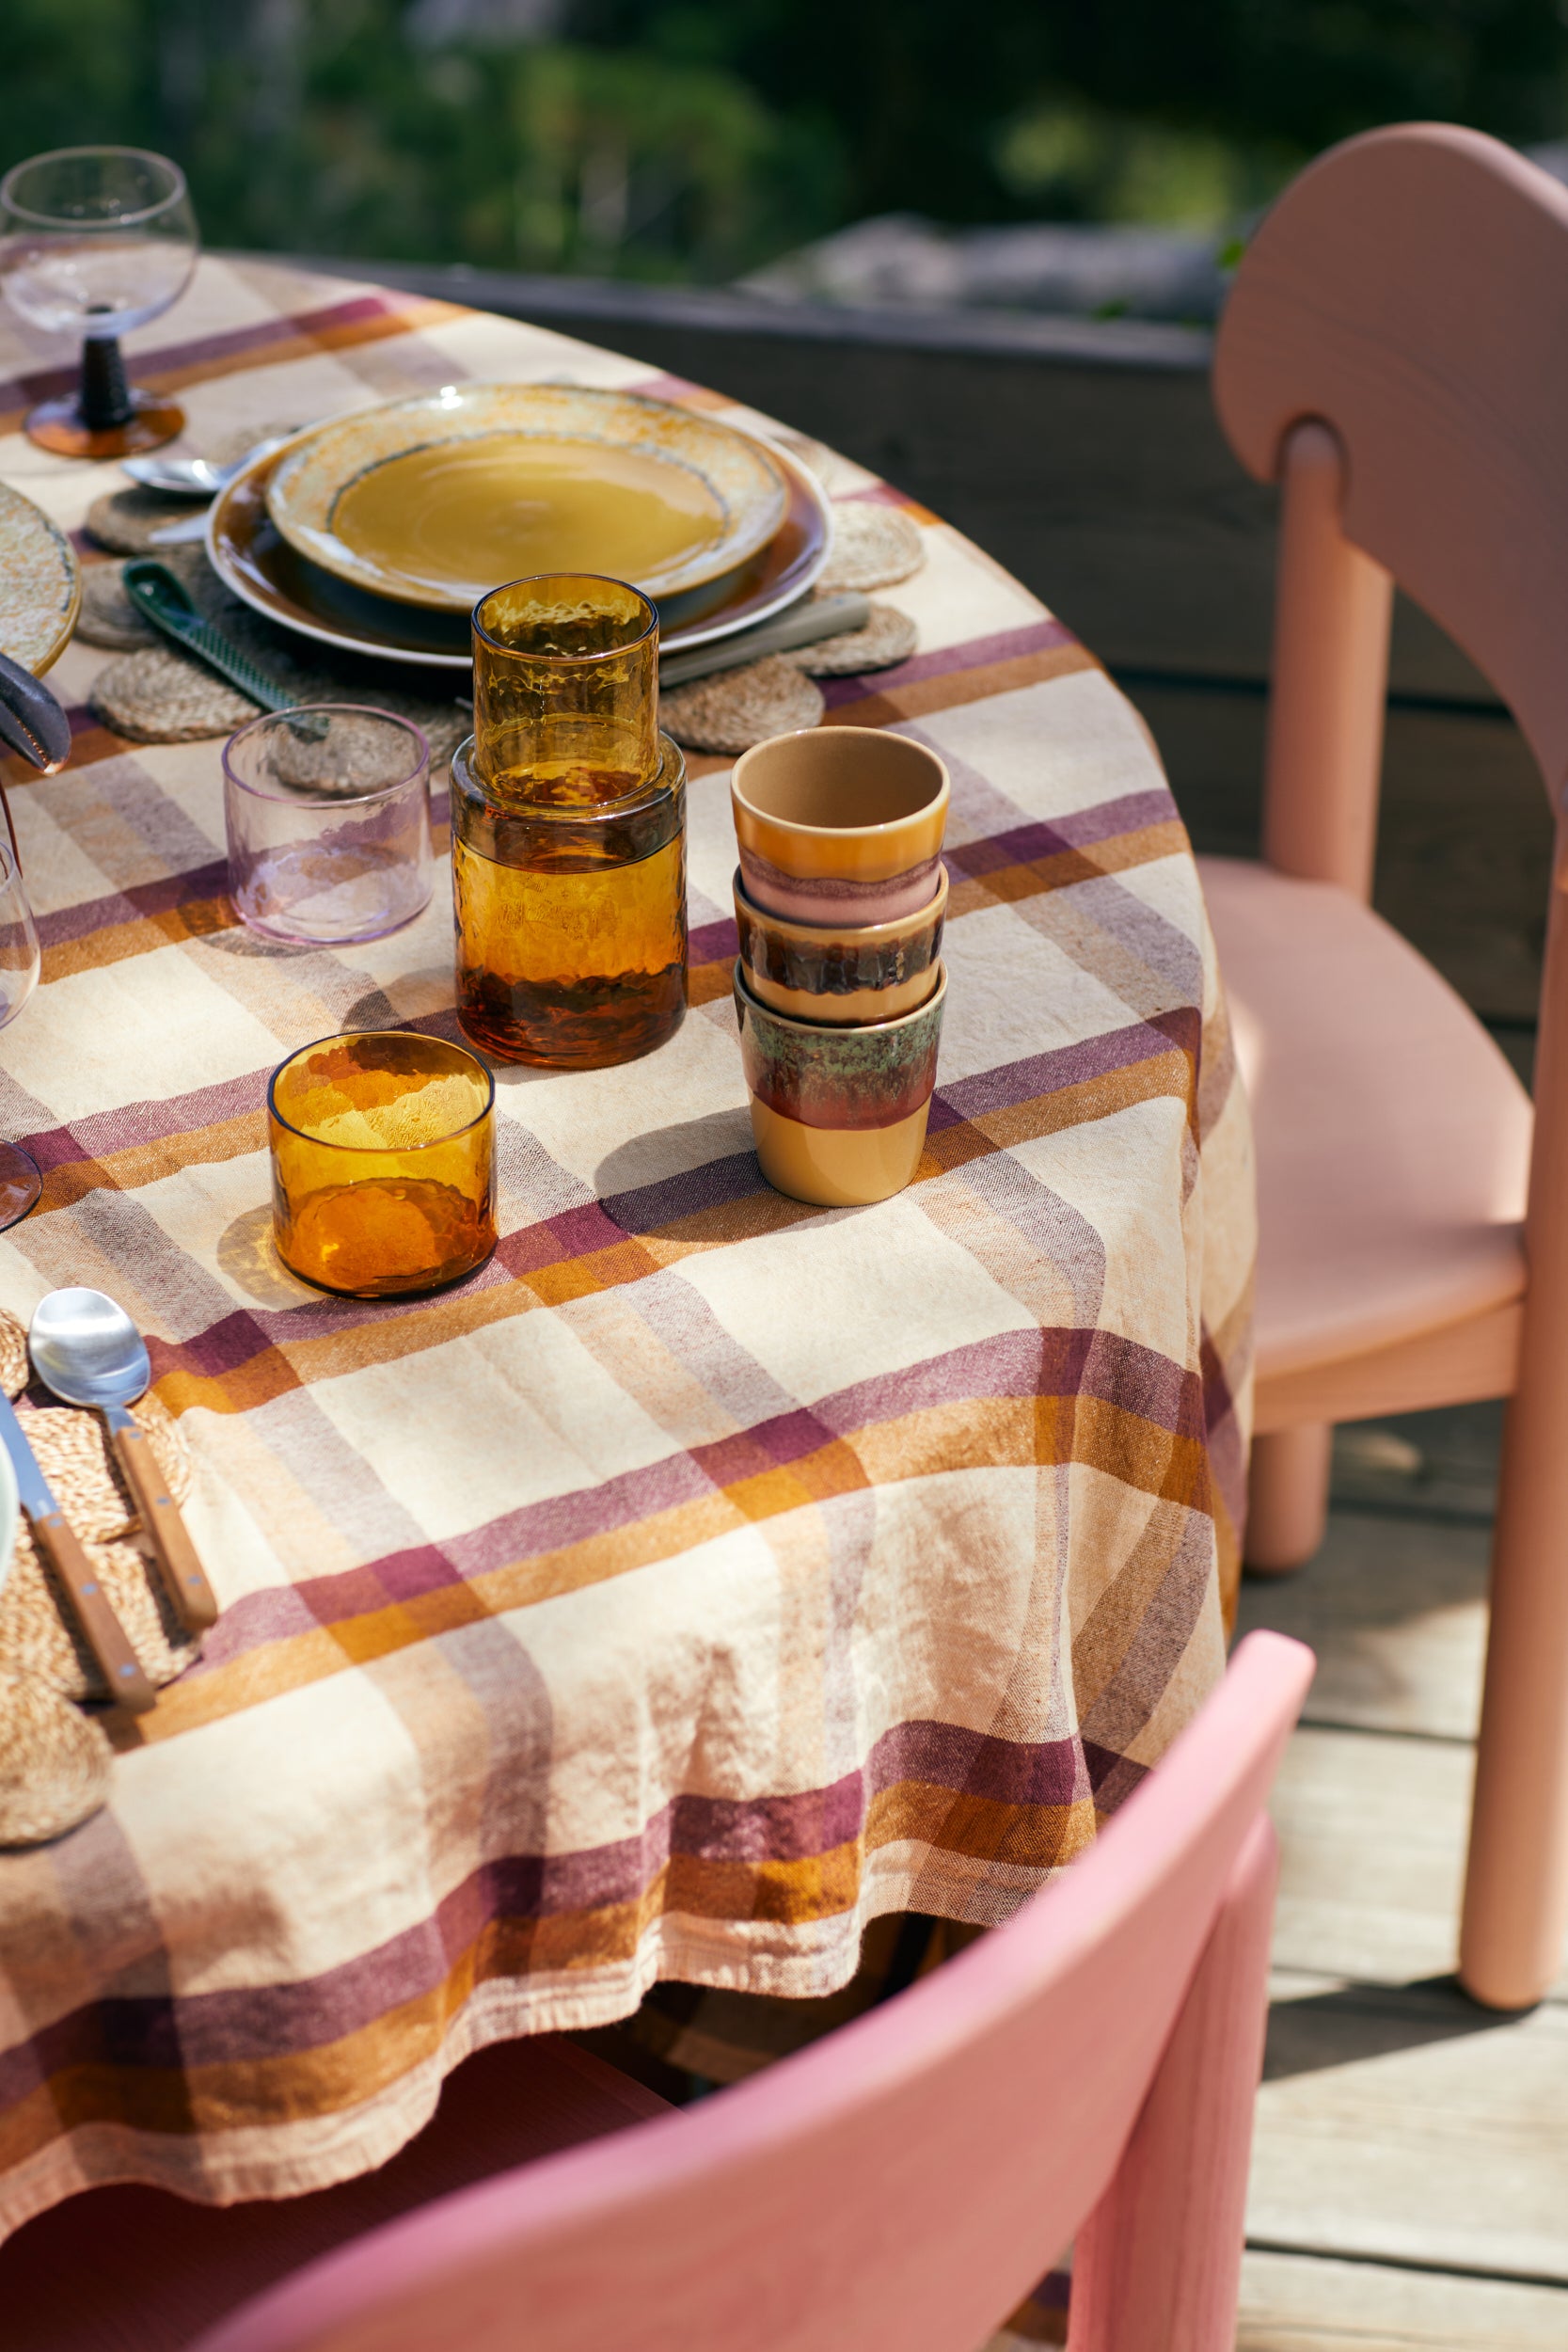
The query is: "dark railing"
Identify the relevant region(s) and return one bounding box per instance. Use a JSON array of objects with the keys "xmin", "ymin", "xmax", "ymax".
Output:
[{"xmin": 277, "ymin": 257, "xmax": 1547, "ymax": 1030}]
